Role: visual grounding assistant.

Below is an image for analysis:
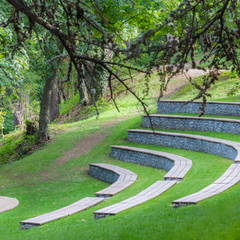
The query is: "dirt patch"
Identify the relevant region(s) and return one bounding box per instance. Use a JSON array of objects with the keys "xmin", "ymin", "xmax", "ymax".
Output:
[
  {"xmin": 55, "ymin": 117, "xmax": 129, "ymax": 166},
  {"xmin": 161, "ymin": 69, "xmax": 210, "ymax": 99},
  {"xmin": 39, "ymin": 117, "xmax": 128, "ymax": 181},
  {"xmin": 55, "ymin": 131, "xmax": 111, "ymax": 165},
  {"xmin": 173, "ymin": 69, "xmax": 209, "ymax": 79}
]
